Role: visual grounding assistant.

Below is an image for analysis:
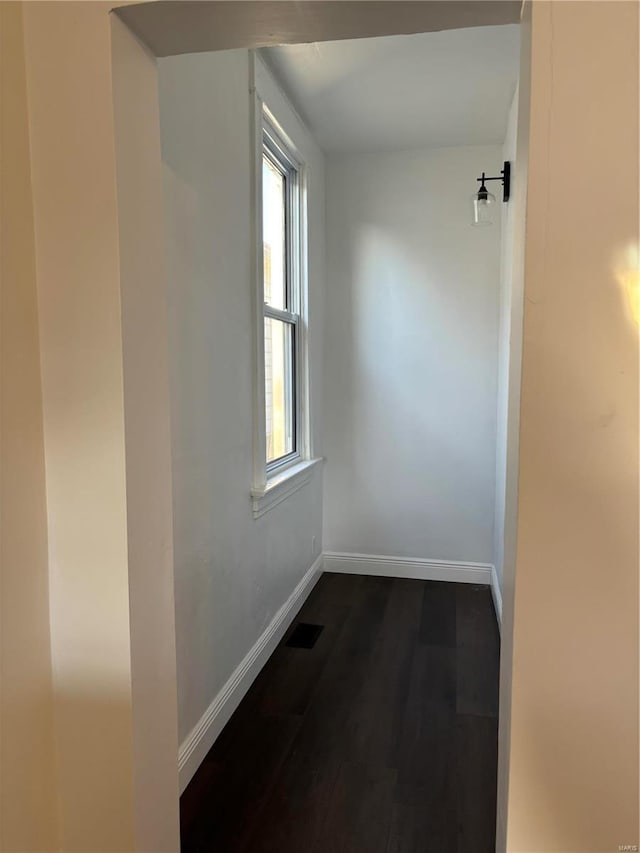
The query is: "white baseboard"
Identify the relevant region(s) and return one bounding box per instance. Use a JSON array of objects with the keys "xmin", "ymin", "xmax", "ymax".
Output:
[
  {"xmin": 490, "ymin": 564, "xmax": 503, "ymax": 631},
  {"xmin": 324, "ymin": 551, "xmax": 502, "ymax": 629},
  {"xmin": 323, "ymin": 551, "xmax": 493, "ymax": 585},
  {"xmin": 178, "ymin": 554, "xmax": 322, "ymax": 793}
]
